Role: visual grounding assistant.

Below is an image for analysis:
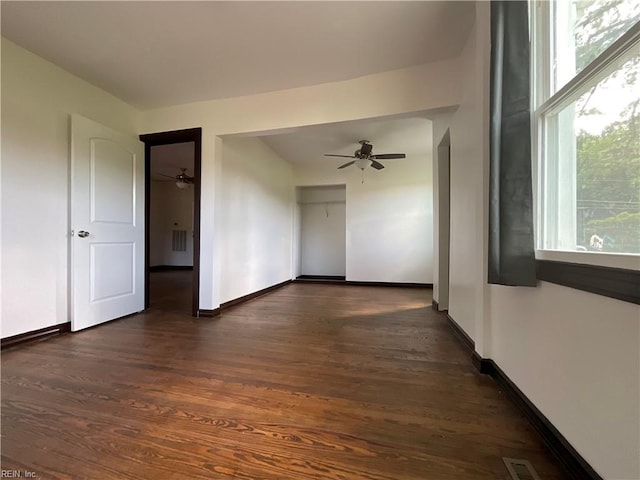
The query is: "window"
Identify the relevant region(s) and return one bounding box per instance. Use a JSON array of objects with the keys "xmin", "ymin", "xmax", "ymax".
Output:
[{"xmin": 534, "ymin": 1, "xmax": 640, "ymax": 257}]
